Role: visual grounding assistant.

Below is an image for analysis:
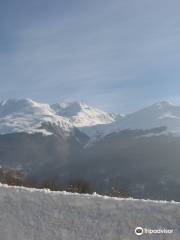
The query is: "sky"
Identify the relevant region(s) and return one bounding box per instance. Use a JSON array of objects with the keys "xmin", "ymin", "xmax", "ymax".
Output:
[{"xmin": 0, "ymin": 0, "xmax": 180, "ymax": 113}]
